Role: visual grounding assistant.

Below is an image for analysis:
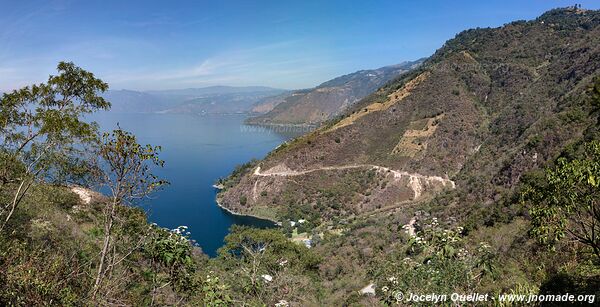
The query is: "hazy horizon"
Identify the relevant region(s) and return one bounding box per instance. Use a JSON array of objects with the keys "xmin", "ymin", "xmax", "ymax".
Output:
[{"xmin": 2, "ymin": 0, "xmax": 600, "ymax": 92}]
